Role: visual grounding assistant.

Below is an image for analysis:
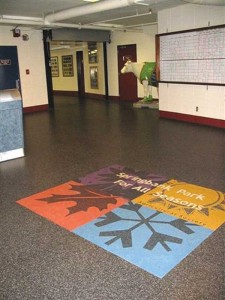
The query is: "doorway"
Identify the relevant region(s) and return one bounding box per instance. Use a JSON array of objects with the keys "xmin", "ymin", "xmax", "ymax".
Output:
[
  {"xmin": 117, "ymin": 44, "xmax": 137, "ymax": 102},
  {"xmin": 76, "ymin": 51, "xmax": 85, "ymax": 98}
]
